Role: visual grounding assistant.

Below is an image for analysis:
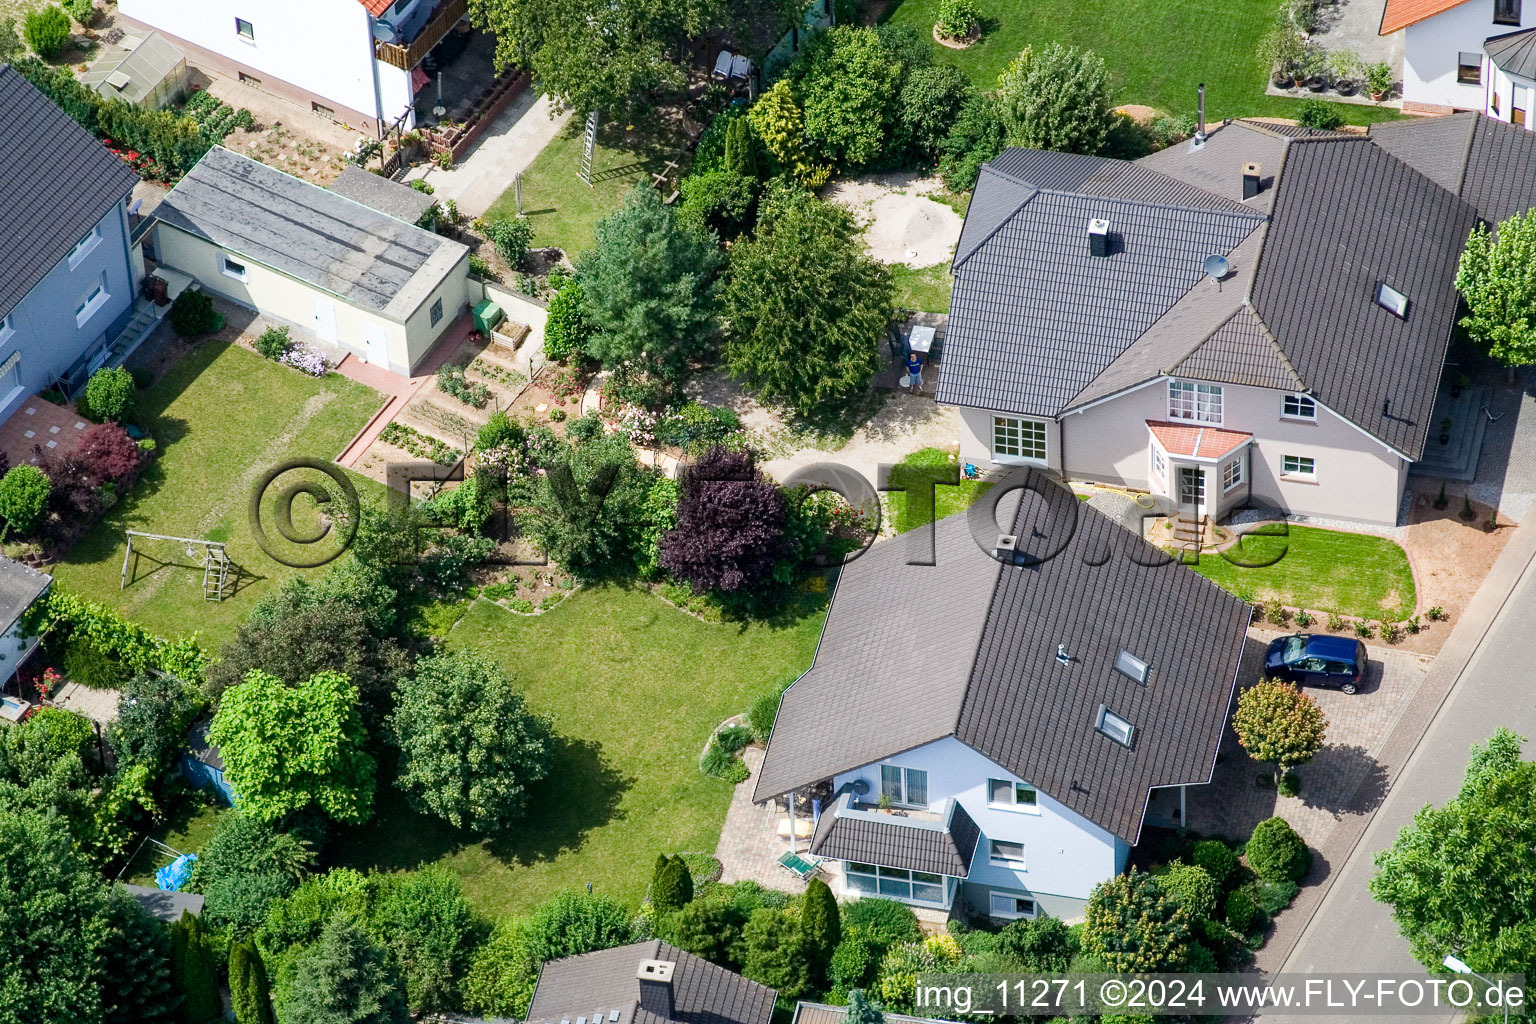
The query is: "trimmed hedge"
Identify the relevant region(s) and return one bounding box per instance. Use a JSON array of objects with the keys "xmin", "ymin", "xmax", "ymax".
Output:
[{"xmin": 1247, "ymin": 817, "xmax": 1311, "ymax": 883}]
